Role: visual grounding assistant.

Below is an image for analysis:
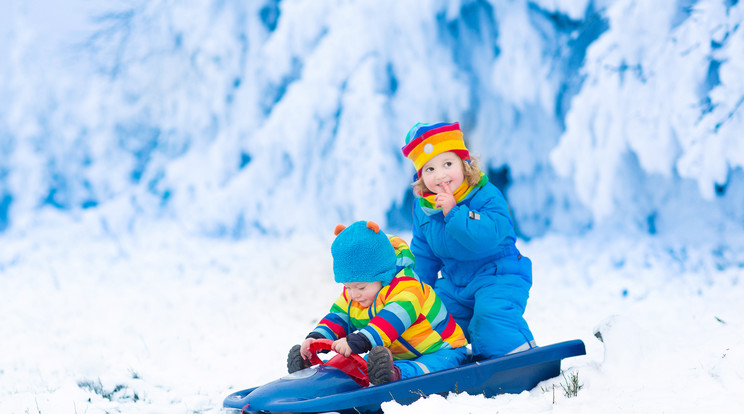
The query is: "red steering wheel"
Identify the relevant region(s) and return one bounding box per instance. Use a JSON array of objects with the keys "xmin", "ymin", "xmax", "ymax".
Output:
[{"xmin": 307, "ymin": 339, "xmax": 369, "ymax": 387}]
